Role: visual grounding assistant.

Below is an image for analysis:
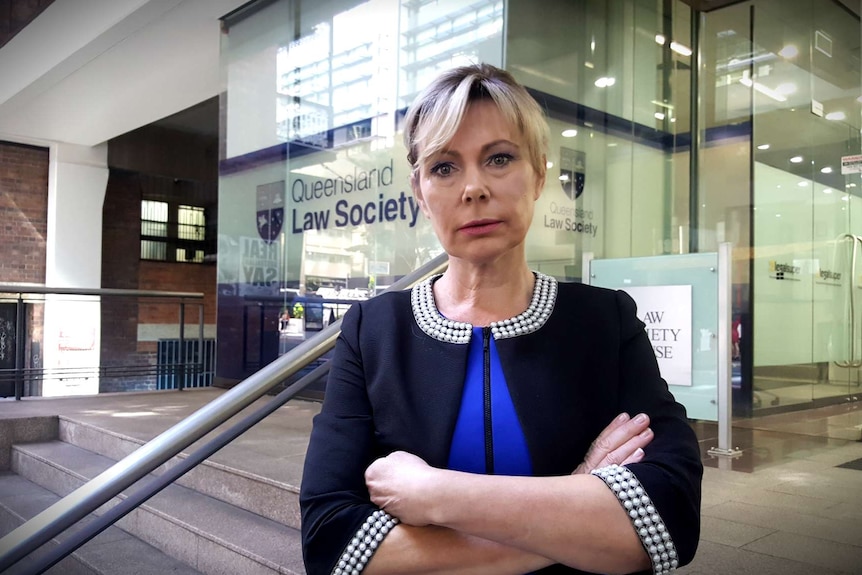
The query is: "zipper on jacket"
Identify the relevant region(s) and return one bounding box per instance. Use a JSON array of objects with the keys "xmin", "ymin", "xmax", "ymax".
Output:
[{"xmin": 482, "ymin": 326, "xmax": 494, "ymax": 474}]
